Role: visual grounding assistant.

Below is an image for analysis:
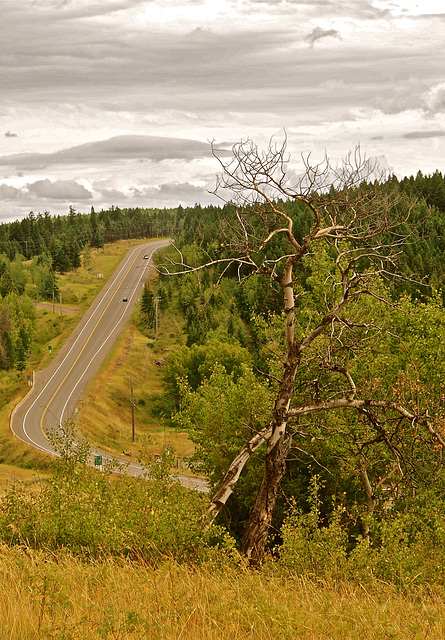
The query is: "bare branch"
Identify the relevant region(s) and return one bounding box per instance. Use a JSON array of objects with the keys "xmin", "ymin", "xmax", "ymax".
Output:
[
  {"xmin": 209, "ymin": 424, "xmax": 273, "ymax": 520},
  {"xmin": 287, "ymin": 398, "xmax": 445, "ymax": 448}
]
